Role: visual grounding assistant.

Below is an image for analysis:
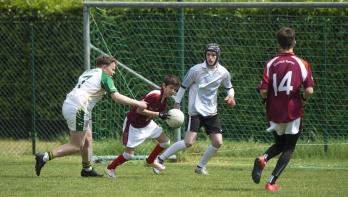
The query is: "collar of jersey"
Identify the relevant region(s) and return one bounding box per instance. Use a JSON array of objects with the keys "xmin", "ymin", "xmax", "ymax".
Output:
[
  {"xmin": 278, "ymin": 52, "xmax": 295, "ymax": 56},
  {"xmin": 203, "ymin": 61, "xmax": 220, "ymax": 69}
]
